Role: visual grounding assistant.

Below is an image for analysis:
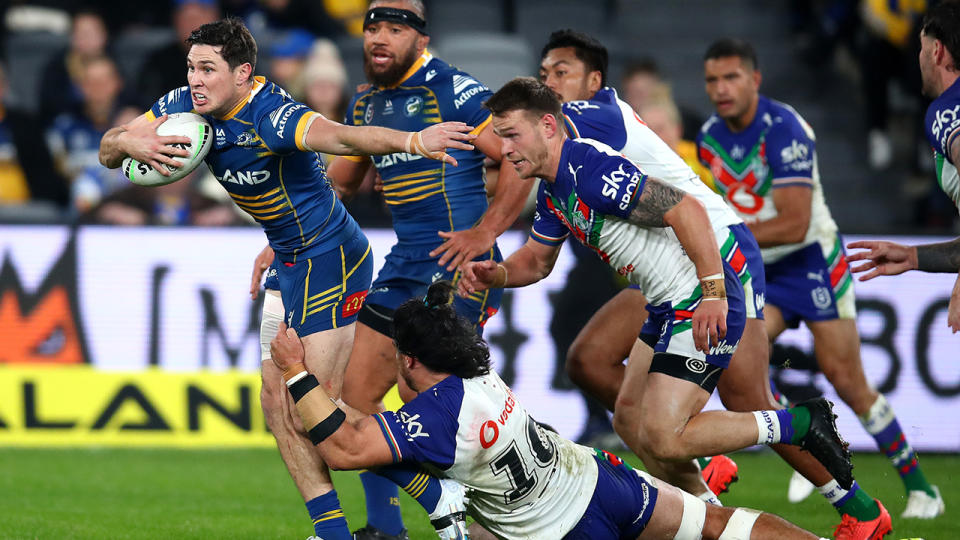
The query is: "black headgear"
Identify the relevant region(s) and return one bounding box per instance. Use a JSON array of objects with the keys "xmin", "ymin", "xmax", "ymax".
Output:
[{"xmin": 364, "ymin": 6, "xmax": 428, "ymax": 36}]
